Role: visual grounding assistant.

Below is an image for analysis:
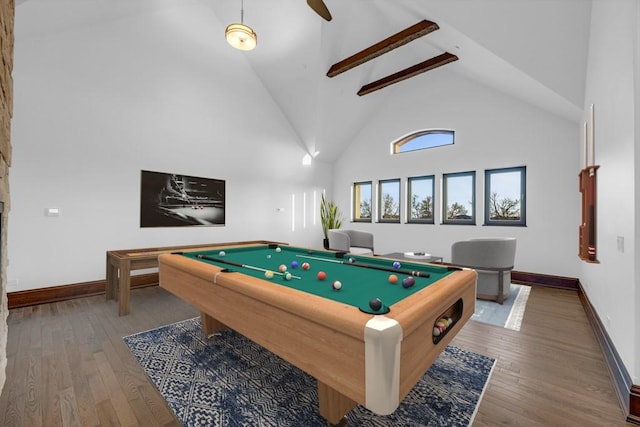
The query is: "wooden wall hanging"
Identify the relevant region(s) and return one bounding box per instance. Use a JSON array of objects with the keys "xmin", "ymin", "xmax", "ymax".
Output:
[{"xmin": 579, "ymin": 104, "xmax": 599, "ymax": 263}]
